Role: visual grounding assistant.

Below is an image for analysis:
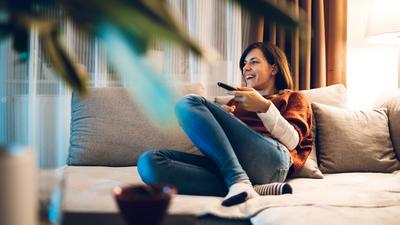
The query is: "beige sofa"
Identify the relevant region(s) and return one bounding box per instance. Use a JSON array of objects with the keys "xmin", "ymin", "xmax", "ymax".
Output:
[{"xmin": 63, "ymin": 84, "xmax": 400, "ymax": 225}]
